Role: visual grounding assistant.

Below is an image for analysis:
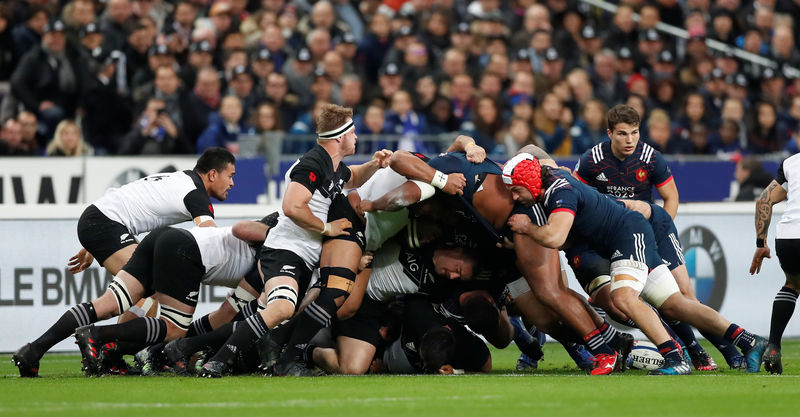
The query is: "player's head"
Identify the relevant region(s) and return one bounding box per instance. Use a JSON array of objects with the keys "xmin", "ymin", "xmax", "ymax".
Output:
[
  {"xmin": 432, "ymin": 245, "xmax": 478, "ymax": 280},
  {"xmin": 195, "ymin": 147, "xmax": 236, "ymax": 201},
  {"xmin": 420, "ymin": 326, "xmax": 456, "ymax": 373},
  {"xmin": 502, "ymin": 153, "xmax": 542, "ymax": 206},
  {"xmin": 316, "ymin": 103, "xmax": 357, "ymax": 155},
  {"xmin": 606, "ymin": 104, "xmax": 641, "ymax": 158}
]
